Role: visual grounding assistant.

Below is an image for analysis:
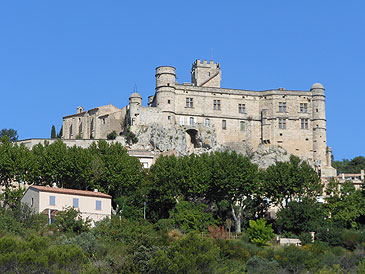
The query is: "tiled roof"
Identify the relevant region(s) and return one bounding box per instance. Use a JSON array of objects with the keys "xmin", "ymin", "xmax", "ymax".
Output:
[{"xmin": 29, "ymin": 185, "xmax": 111, "ymax": 199}]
